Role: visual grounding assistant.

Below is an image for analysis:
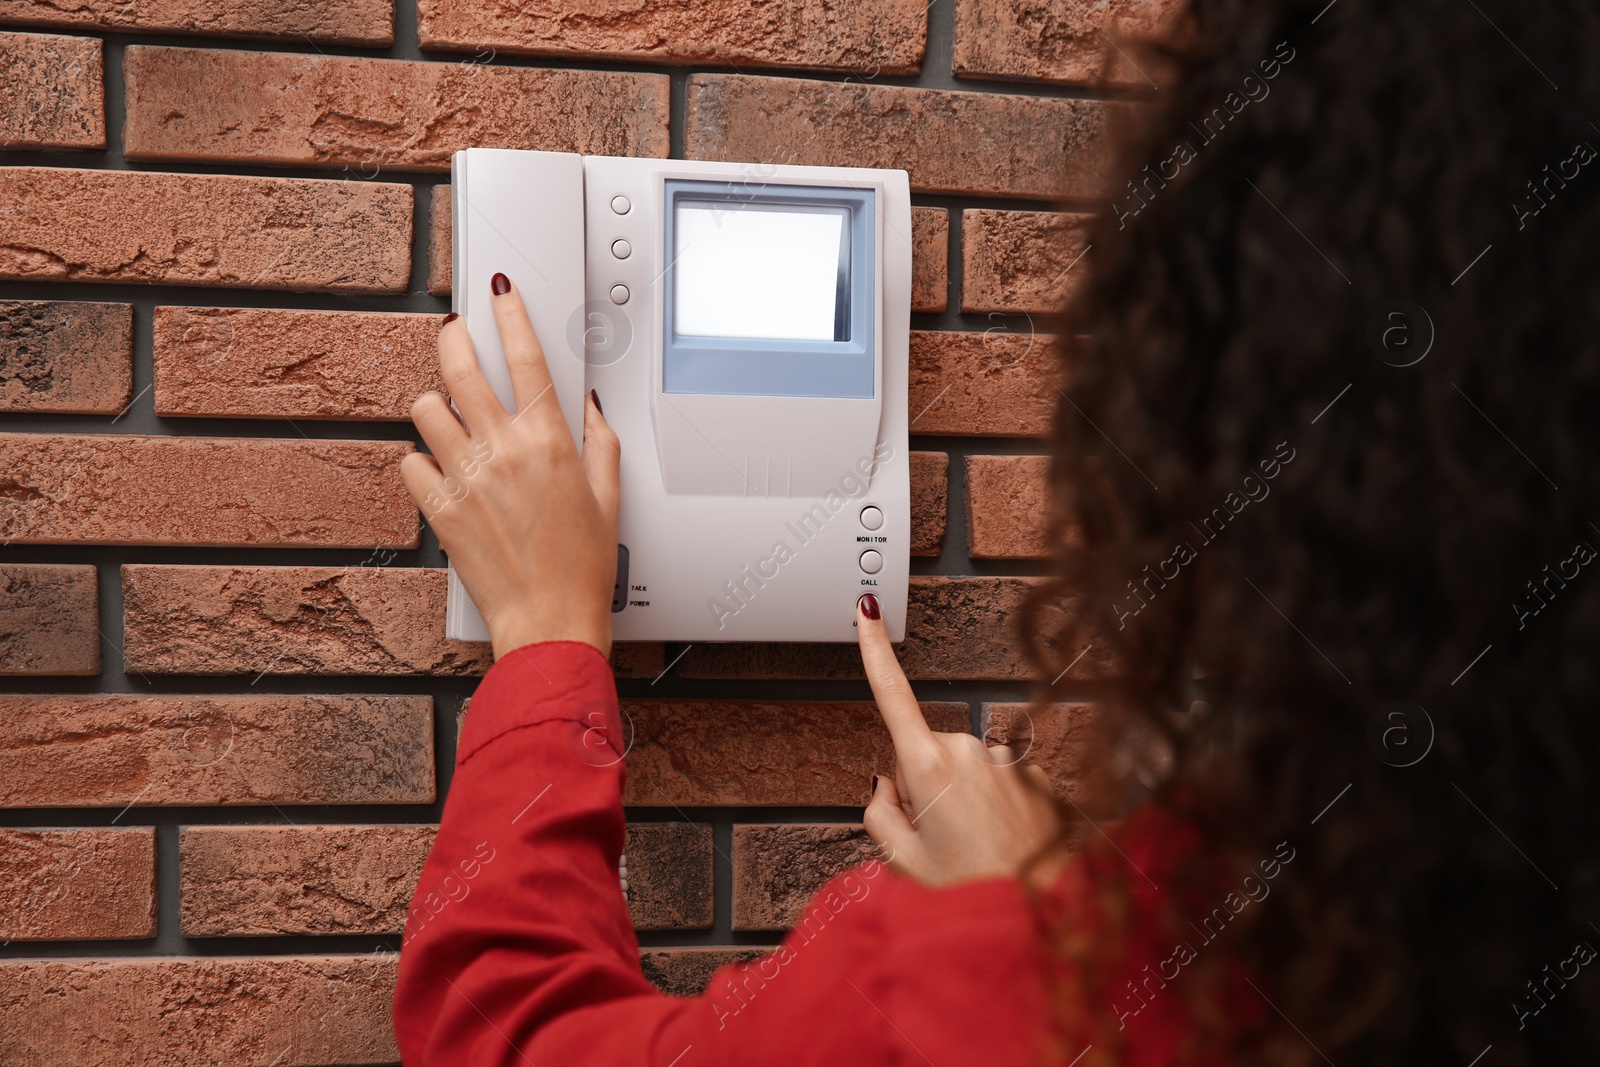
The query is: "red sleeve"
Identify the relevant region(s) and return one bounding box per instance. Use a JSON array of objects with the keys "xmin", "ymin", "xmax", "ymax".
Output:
[{"xmin": 391, "ymin": 641, "xmax": 917, "ymax": 1067}]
